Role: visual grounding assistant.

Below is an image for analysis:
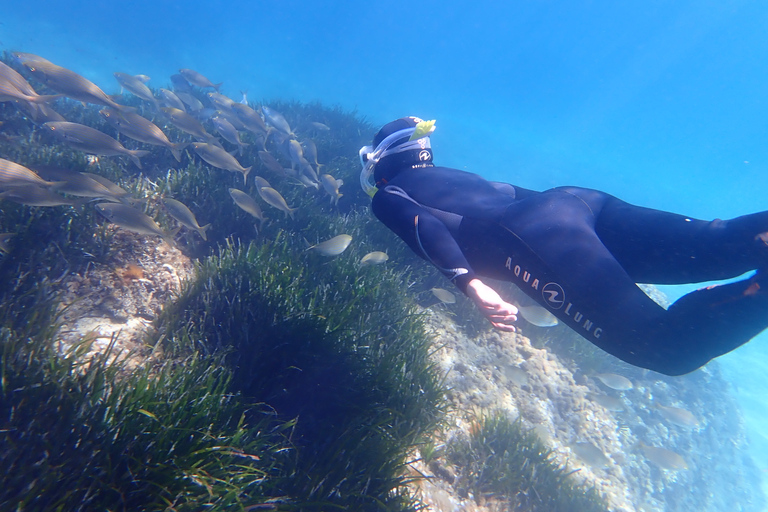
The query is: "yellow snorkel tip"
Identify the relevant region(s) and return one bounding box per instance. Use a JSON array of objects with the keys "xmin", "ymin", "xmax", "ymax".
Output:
[{"xmin": 409, "ymin": 119, "xmax": 436, "ymax": 141}]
